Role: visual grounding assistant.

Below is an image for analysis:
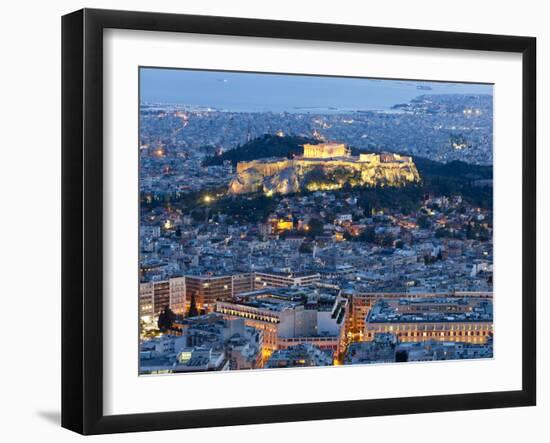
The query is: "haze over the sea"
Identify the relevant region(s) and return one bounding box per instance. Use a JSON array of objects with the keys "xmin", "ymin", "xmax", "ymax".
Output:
[{"xmin": 140, "ymin": 67, "xmax": 493, "ymax": 113}]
